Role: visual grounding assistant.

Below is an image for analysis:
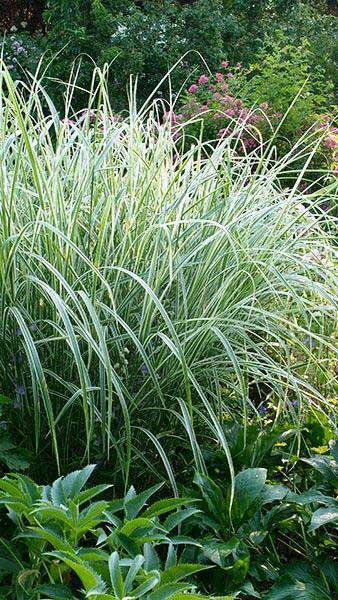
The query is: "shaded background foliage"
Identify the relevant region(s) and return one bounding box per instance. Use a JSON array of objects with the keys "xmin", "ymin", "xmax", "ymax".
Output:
[
  {"xmin": 0, "ymin": 0, "xmax": 45, "ymax": 32},
  {"xmin": 0, "ymin": 0, "xmax": 337, "ymax": 112}
]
